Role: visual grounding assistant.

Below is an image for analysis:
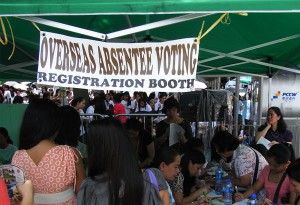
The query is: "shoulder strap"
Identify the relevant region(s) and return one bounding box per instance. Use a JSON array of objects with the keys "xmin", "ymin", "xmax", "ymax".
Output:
[
  {"xmin": 250, "ymin": 148, "xmax": 259, "ymax": 185},
  {"xmin": 273, "ymin": 171, "xmax": 288, "ymax": 203},
  {"xmin": 146, "ymin": 169, "xmax": 159, "ymax": 192}
]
